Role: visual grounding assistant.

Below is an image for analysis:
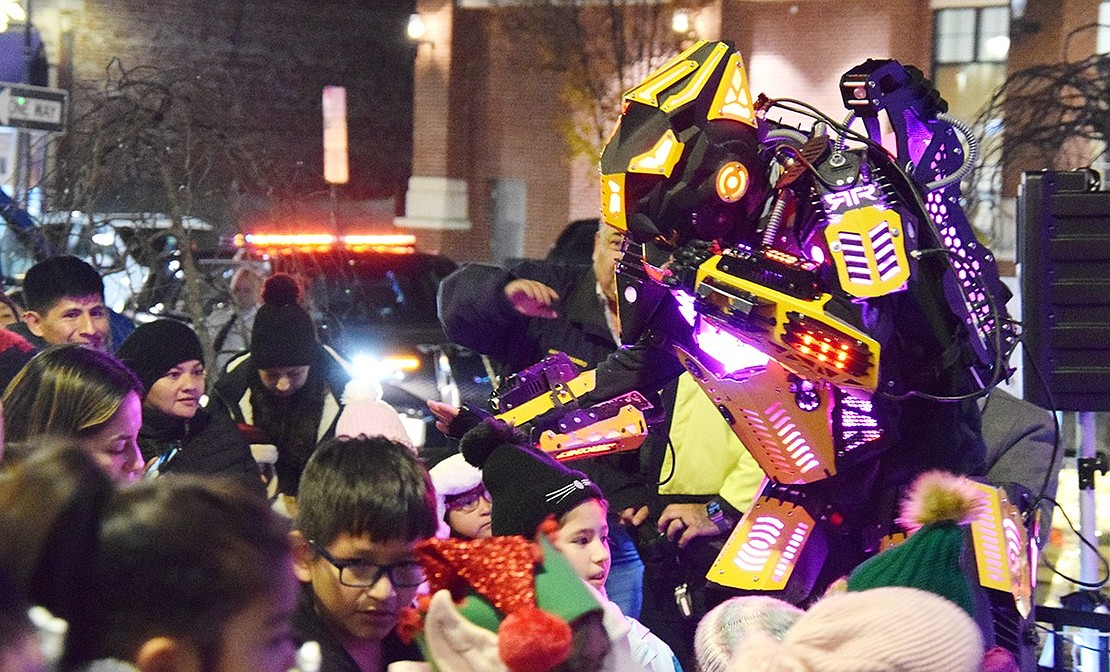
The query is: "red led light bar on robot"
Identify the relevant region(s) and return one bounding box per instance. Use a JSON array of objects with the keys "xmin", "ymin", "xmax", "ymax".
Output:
[{"xmin": 781, "ymin": 313, "xmax": 873, "ymax": 378}]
